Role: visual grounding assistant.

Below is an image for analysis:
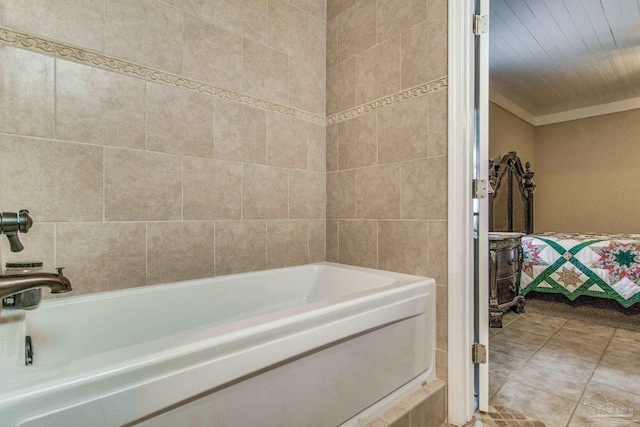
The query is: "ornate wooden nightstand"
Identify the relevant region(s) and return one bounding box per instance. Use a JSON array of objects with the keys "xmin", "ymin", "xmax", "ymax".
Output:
[{"xmin": 489, "ymin": 232, "xmax": 526, "ymax": 328}]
